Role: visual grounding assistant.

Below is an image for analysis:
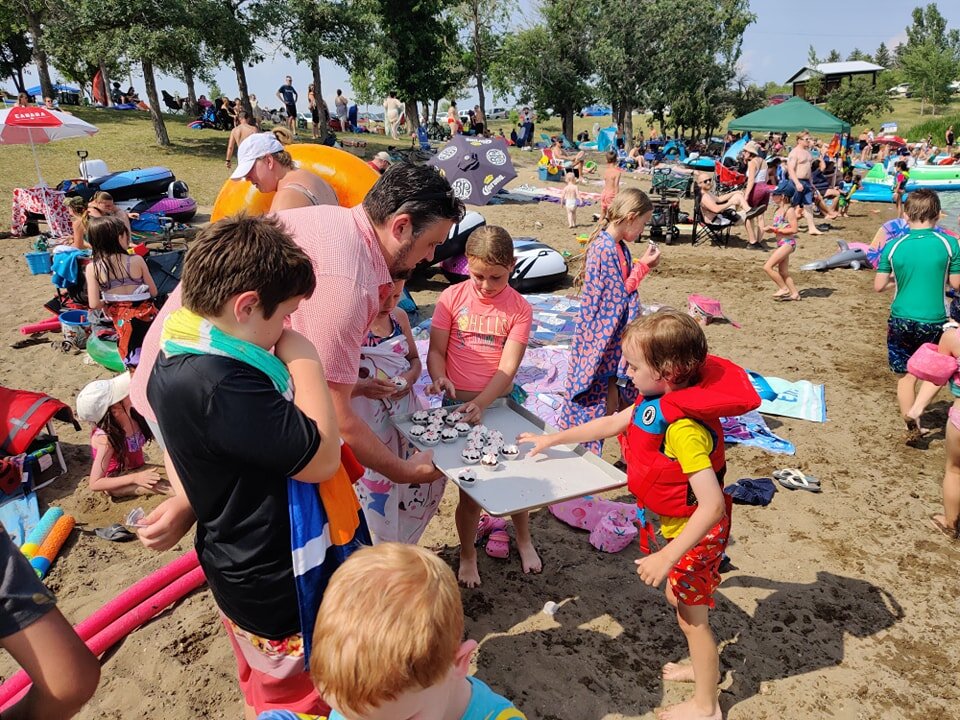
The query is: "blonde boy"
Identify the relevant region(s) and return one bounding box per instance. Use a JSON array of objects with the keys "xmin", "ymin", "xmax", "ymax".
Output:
[{"xmin": 310, "ymin": 543, "xmax": 525, "ymax": 720}]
